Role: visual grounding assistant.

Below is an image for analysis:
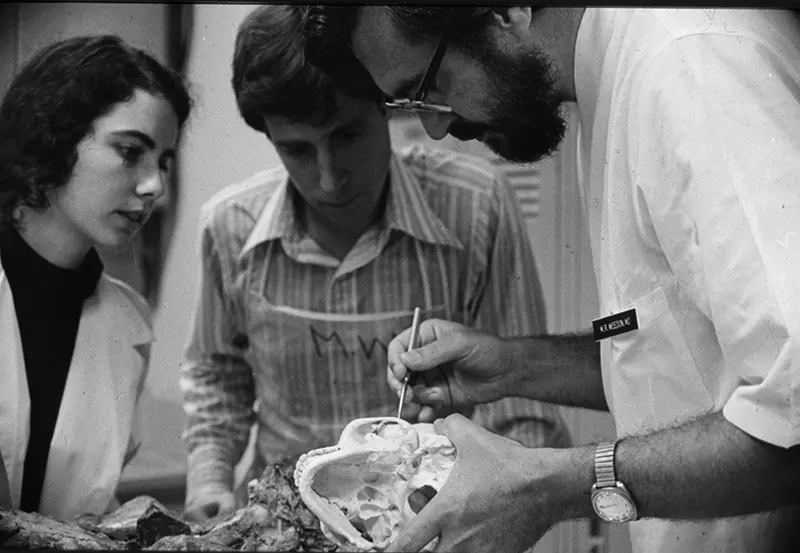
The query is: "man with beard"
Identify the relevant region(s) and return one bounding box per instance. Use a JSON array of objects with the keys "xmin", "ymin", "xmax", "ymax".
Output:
[
  {"xmin": 301, "ymin": 6, "xmax": 800, "ymax": 553},
  {"xmin": 179, "ymin": 5, "xmax": 570, "ymax": 523}
]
